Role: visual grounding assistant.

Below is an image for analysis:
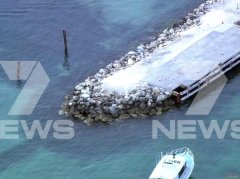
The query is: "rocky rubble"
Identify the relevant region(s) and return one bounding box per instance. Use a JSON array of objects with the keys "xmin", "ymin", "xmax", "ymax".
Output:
[{"xmin": 62, "ymin": 83, "xmax": 175, "ymax": 123}]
